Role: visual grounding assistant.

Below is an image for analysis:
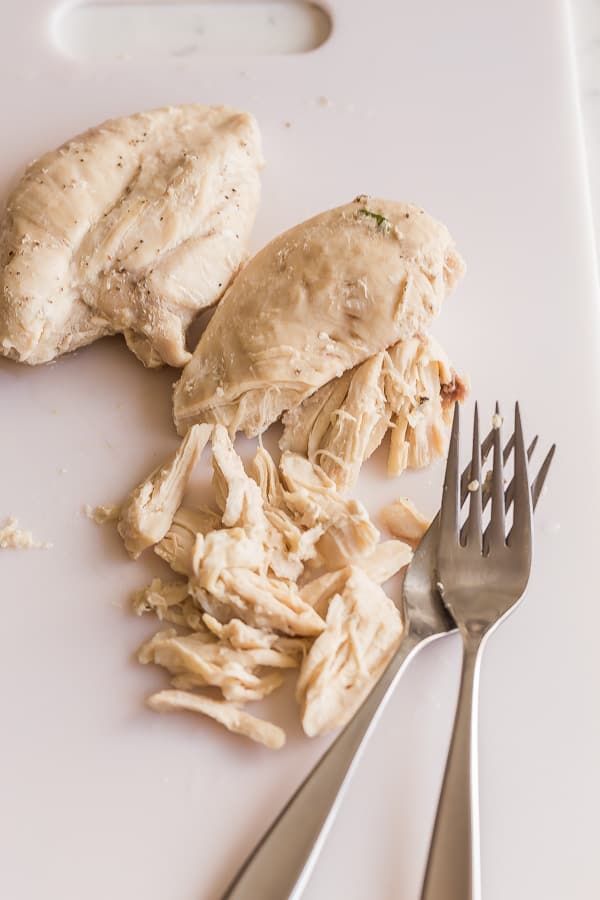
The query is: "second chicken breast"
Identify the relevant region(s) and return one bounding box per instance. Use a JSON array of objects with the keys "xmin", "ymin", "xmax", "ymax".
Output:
[{"xmin": 173, "ymin": 196, "xmax": 465, "ymax": 436}]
